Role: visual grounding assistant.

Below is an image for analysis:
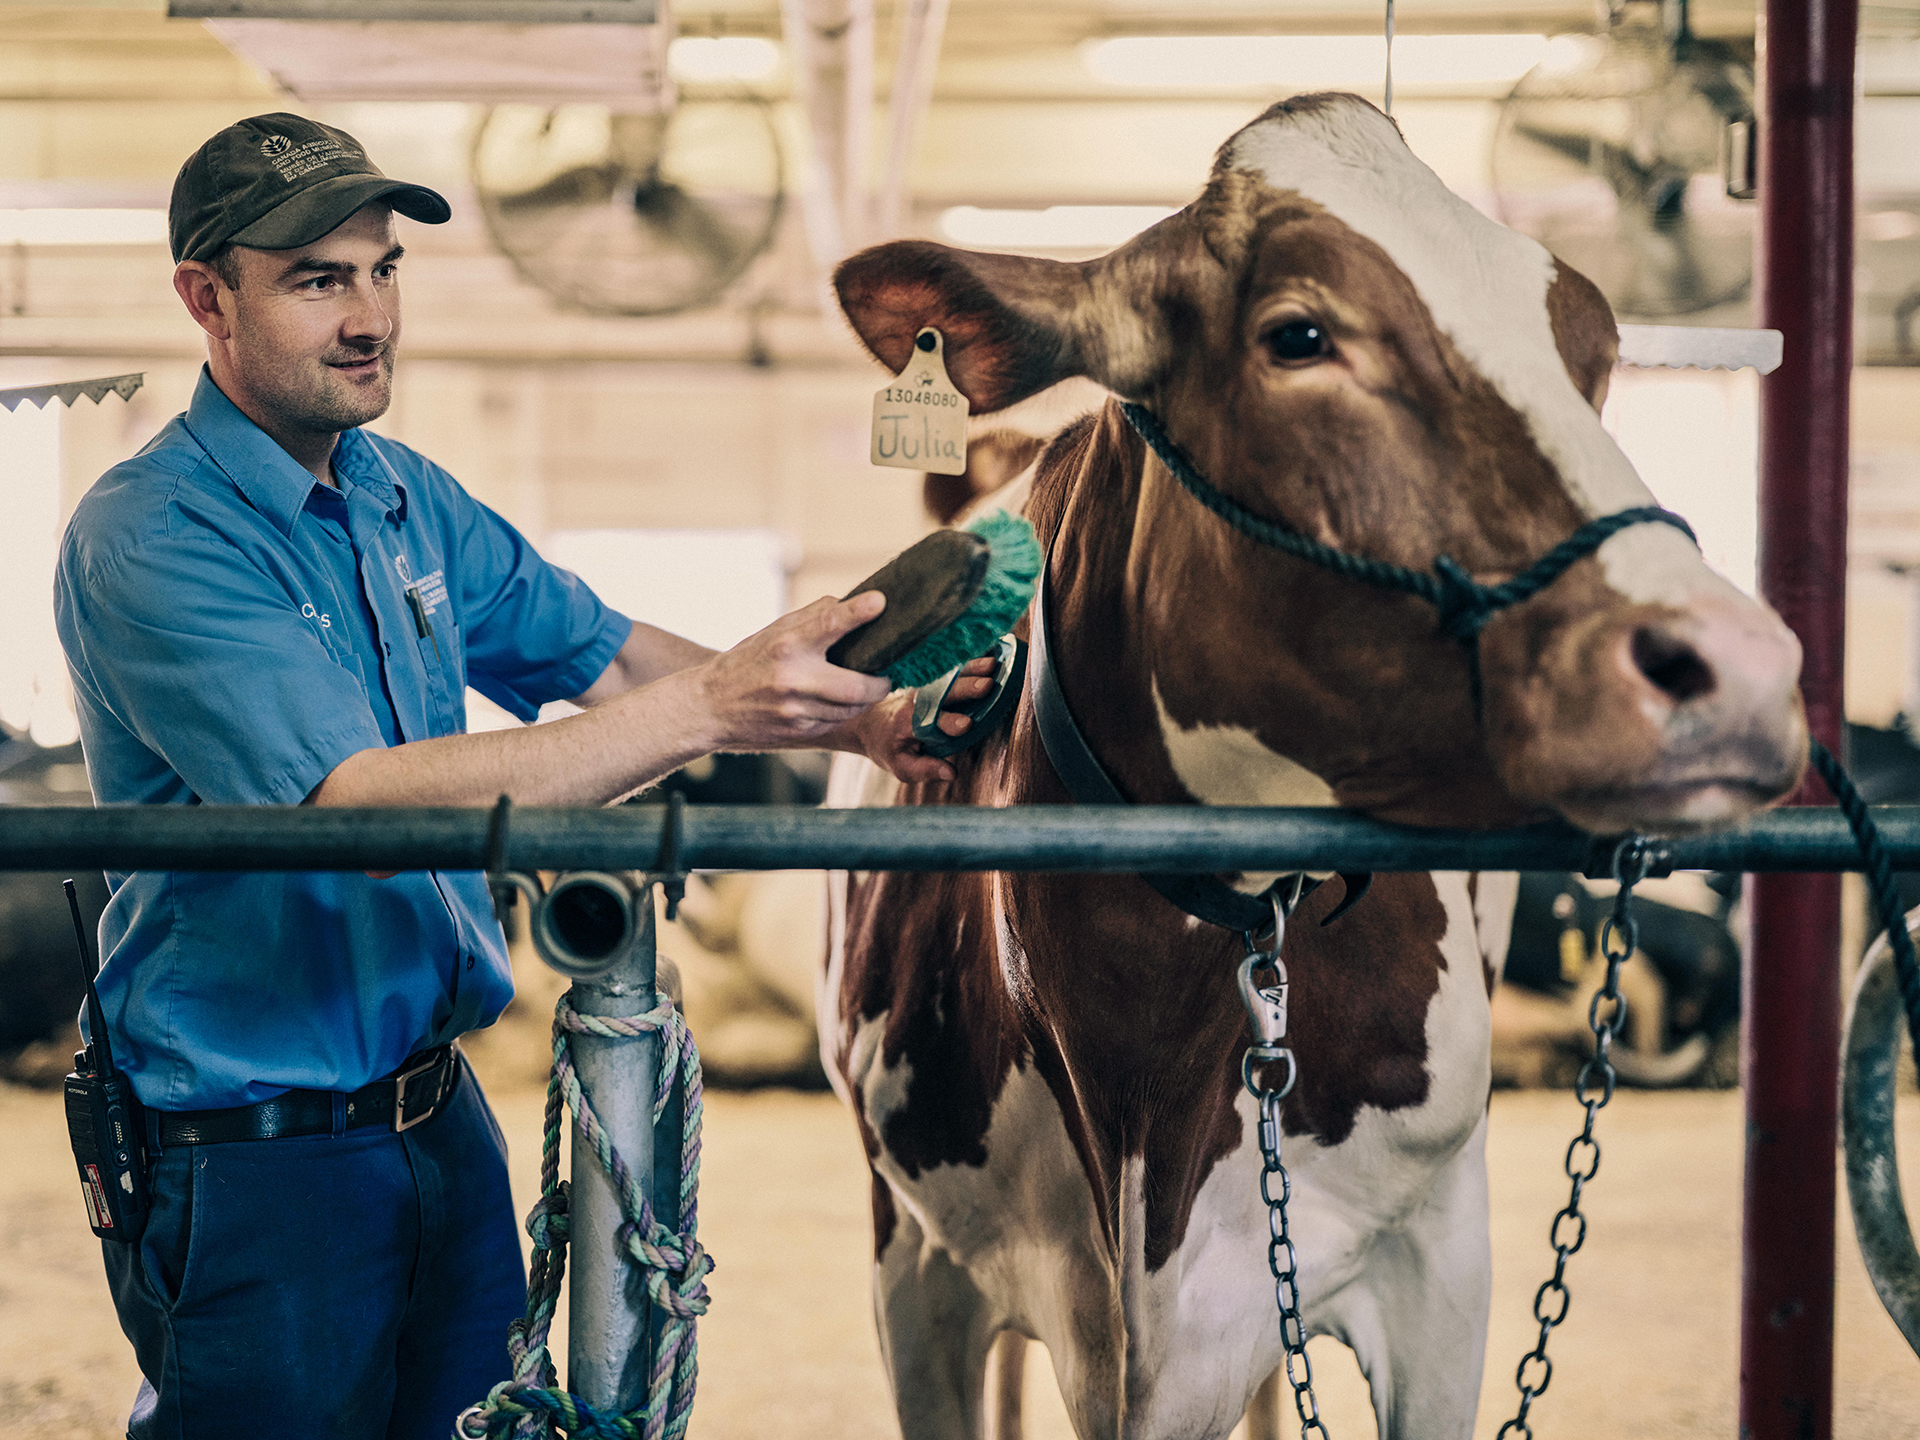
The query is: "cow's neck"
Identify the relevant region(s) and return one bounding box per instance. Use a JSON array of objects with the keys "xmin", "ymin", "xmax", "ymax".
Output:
[
  {"xmin": 1028, "ymin": 406, "xmax": 1313, "ymax": 818},
  {"xmin": 997, "ymin": 406, "xmax": 1457, "ymax": 1277},
  {"xmin": 1028, "ymin": 400, "xmax": 1526, "ymax": 829}
]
